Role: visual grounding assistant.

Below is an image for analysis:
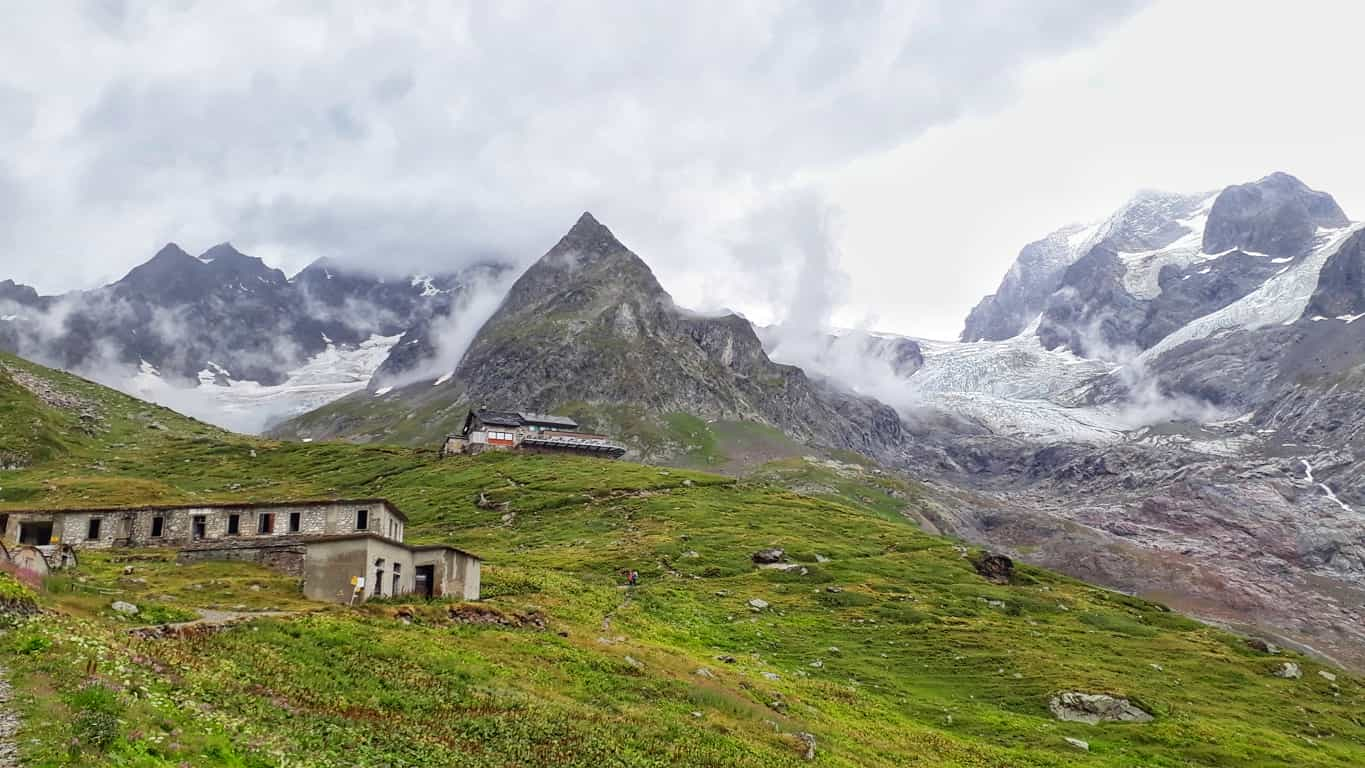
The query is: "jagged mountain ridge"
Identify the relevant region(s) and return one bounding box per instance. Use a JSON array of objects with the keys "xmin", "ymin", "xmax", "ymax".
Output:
[
  {"xmin": 273, "ymin": 213, "xmax": 907, "ymax": 458},
  {"xmin": 0, "ymin": 242, "xmax": 507, "ymax": 431}
]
